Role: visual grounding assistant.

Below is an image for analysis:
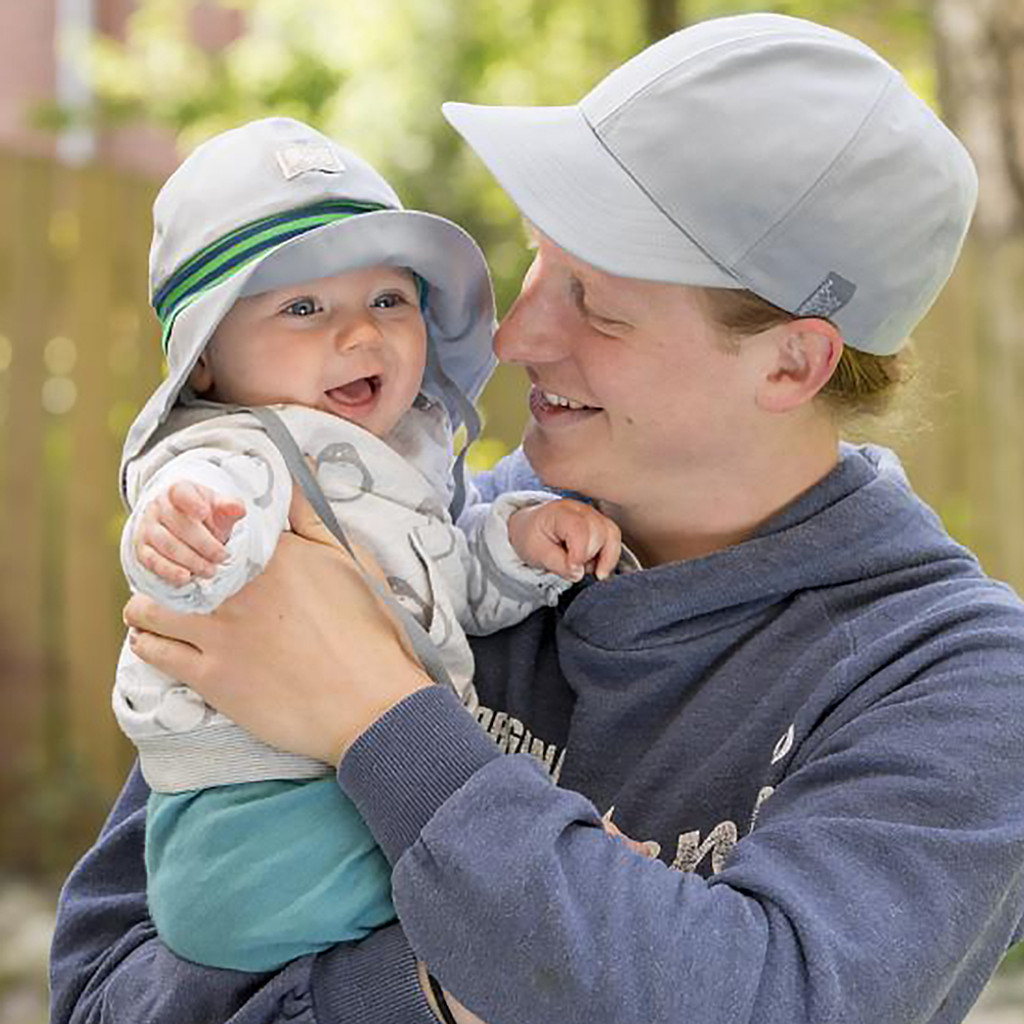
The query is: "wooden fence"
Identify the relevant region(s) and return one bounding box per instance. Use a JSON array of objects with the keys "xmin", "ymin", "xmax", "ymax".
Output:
[
  {"xmin": 0, "ymin": 149, "xmax": 1021, "ymax": 880},
  {"xmin": 0, "ymin": 151, "xmax": 161, "ymax": 876}
]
